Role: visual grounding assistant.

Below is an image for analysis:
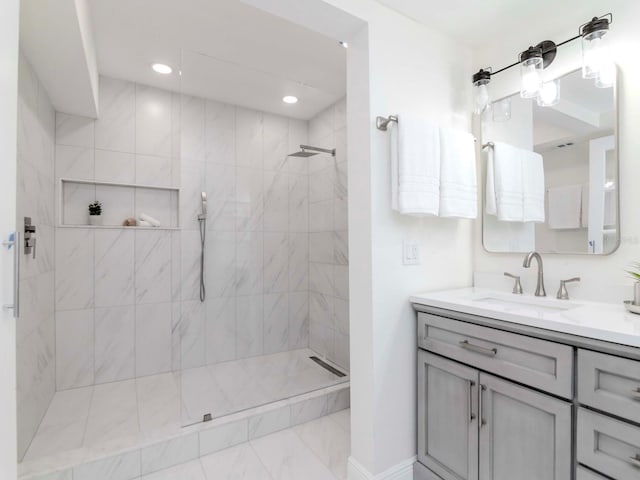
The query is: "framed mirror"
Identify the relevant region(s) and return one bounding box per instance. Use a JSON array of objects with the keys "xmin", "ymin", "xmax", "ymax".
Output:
[{"xmin": 481, "ymin": 67, "xmax": 619, "ymax": 255}]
